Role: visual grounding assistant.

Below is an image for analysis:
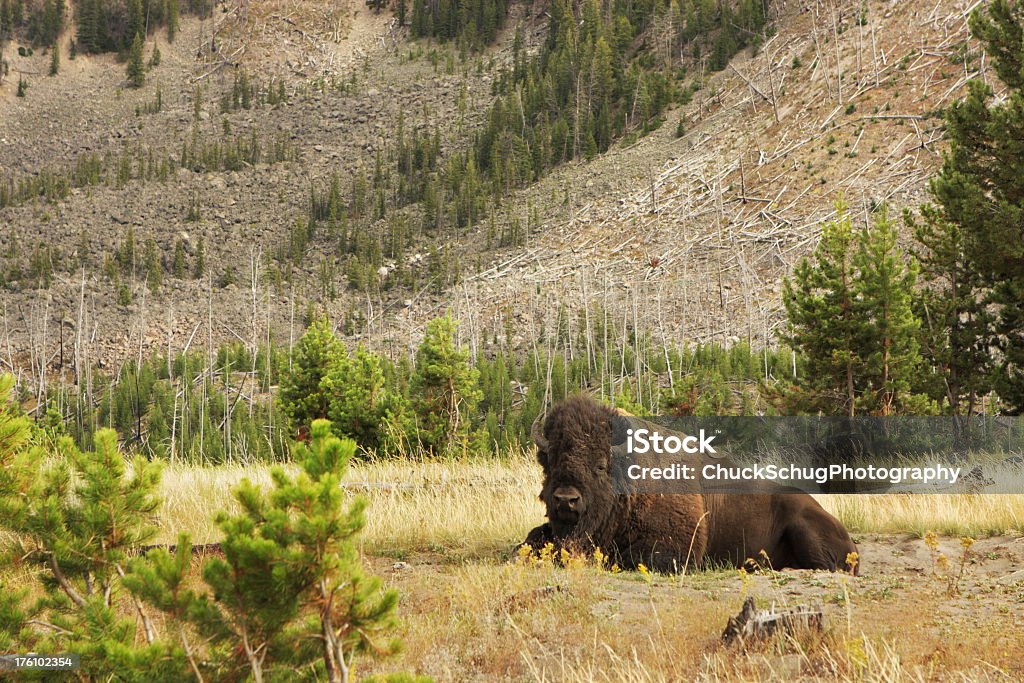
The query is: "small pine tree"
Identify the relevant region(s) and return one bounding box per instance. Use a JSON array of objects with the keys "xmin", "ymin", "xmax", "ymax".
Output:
[
  {"xmin": 853, "ymin": 208, "xmax": 921, "ymax": 414},
  {"xmin": 127, "ymin": 33, "xmax": 145, "ymax": 88},
  {"xmin": 282, "ymin": 421, "xmax": 408, "ymax": 681},
  {"xmin": 193, "ymin": 236, "xmax": 205, "ymax": 278},
  {"xmin": 16, "ymin": 75, "xmax": 27, "ymax": 96},
  {"xmin": 145, "ymin": 239, "xmax": 162, "ymax": 294},
  {"xmin": 783, "ymin": 202, "xmax": 925, "ymax": 415},
  {"xmin": 172, "ymin": 239, "xmax": 186, "ymax": 278},
  {"xmin": 0, "ymin": 374, "xmax": 31, "ymax": 528},
  {"xmin": 166, "ymin": 0, "xmax": 179, "ymax": 42},
  {"xmin": 322, "ymin": 345, "xmax": 405, "ymax": 452},
  {"xmin": 150, "ymin": 41, "xmax": 161, "ymax": 67},
  {"xmin": 49, "ymin": 42, "xmax": 59, "ymax": 75},
  {"xmin": 409, "ymin": 315, "xmax": 481, "ymax": 455},
  {"xmin": 125, "ymin": 421, "xmax": 426, "ymax": 682},
  {"xmin": 278, "ymin": 315, "xmax": 347, "ymax": 432},
  {"xmin": 0, "ymin": 386, "xmax": 177, "ymax": 679},
  {"xmin": 218, "ymin": 265, "xmax": 234, "ymax": 288},
  {"xmin": 782, "ymin": 202, "xmax": 866, "ymax": 415}
]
